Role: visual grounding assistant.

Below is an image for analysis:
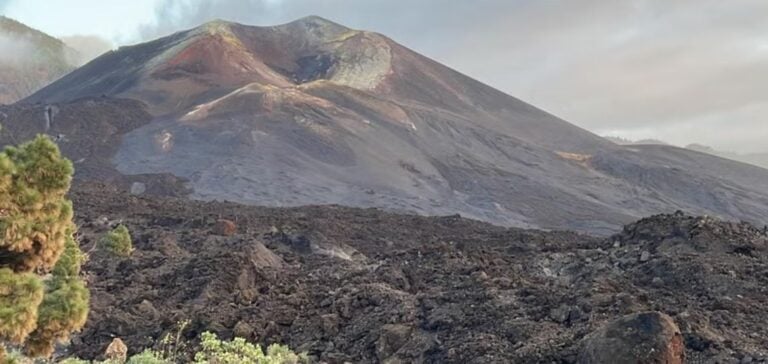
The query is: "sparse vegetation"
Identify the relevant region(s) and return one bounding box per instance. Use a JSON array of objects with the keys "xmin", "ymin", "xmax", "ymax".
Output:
[
  {"xmin": 59, "ymin": 359, "xmax": 91, "ymax": 364},
  {"xmin": 156, "ymin": 320, "xmax": 189, "ymax": 363},
  {"xmin": 125, "ymin": 350, "xmax": 169, "ymax": 364},
  {"xmin": 193, "ymin": 331, "xmax": 307, "ymax": 364},
  {"xmin": 0, "ymin": 135, "xmax": 89, "ymax": 359},
  {"xmin": 100, "ymin": 225, "xmax": 133, "ymax": 257},
  {"xmin": 53, "ymin": 330, "xmax": 306, "ymax": 364}
]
